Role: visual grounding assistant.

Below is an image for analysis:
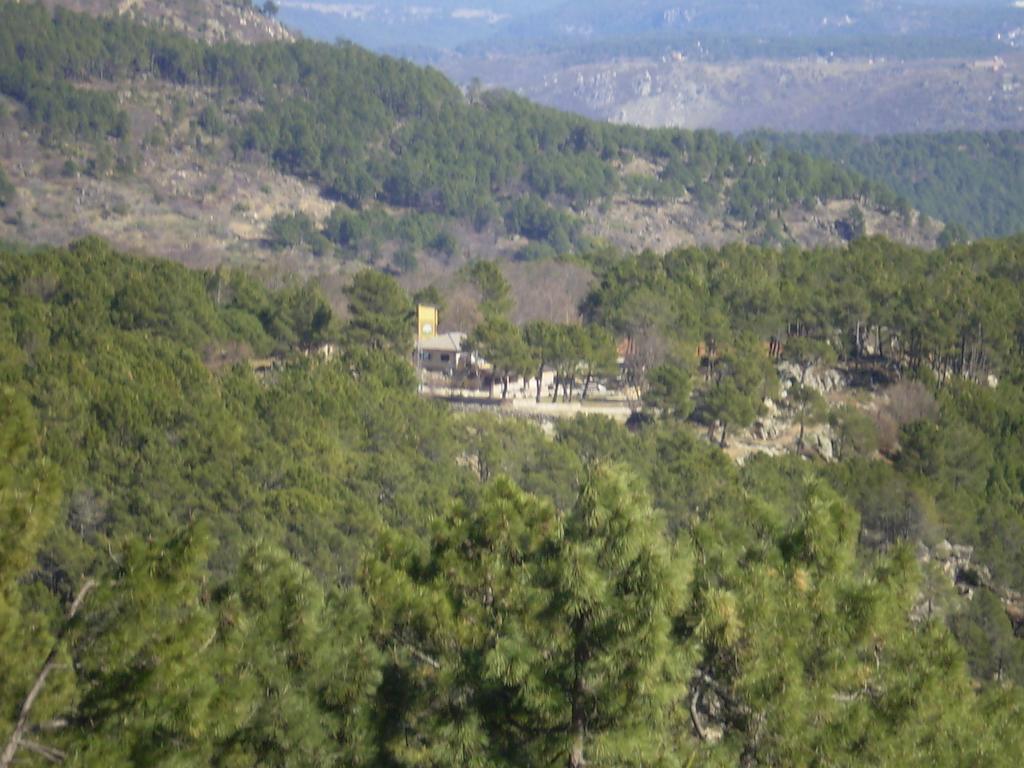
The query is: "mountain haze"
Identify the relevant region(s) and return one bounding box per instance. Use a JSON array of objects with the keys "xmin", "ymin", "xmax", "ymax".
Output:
[{"xmin": 282, "ymin": 0, "xmax": 1024, "ymax": 59}]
